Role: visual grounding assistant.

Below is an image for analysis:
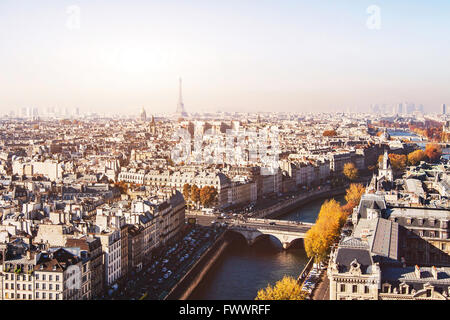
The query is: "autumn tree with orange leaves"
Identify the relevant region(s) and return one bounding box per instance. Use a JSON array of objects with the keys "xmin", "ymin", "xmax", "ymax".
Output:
[
  {"xmin": 407, "ymin": 149, "xmax": 426, "ymax": 166},
  {"xmin": 255, "ymin": 276, "xmax": 307, "ymax": 300},
  {"xmin": 425, "ymin": 143, "xmax": 442, "ymax": 162},
  {"xmin": 304, "ymin": 199, "xmax": 346, "ymax": 263},
  {"xmin": 343, "ymin": 162, "xmax": 359, "ymax": 181},
  {"xmin": 342, "ymin": 183, "xmax": 365, "ymax": 214}
]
